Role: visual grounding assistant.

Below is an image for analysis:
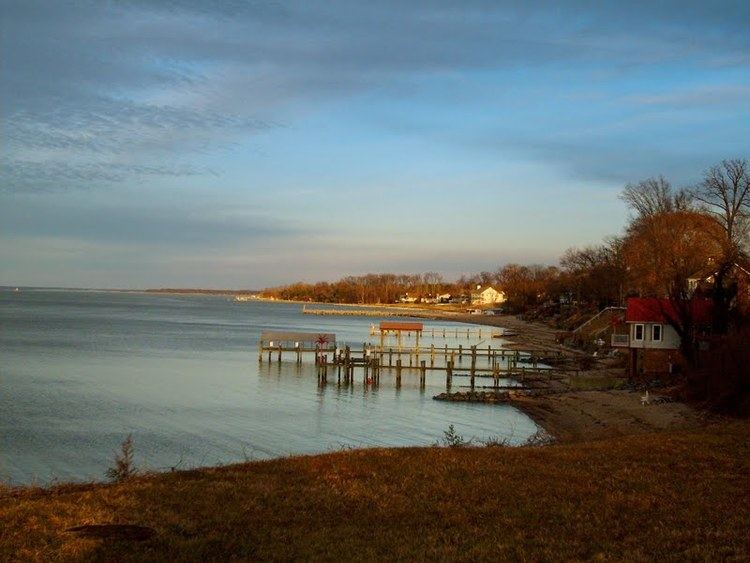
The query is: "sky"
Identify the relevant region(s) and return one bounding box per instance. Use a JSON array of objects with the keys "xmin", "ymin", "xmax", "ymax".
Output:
[{"xmin": 2, "ymin": 1, "xmax": 749, "ymax": 289}]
